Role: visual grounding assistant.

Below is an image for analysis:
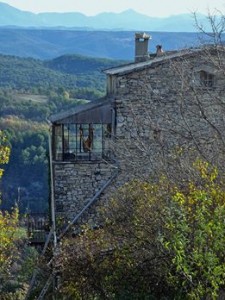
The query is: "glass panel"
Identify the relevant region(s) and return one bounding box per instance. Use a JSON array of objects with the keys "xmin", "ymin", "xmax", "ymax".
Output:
[
  {"xmin": 103, "ymin": 124, "xmax": 112, "ymax": 158},
  {"xmin": 79, "ymin": 124, "xmax": 92, "ymax": 153},
  {"xmin": 68, "ymin": 124, "xmax": 76, "ymax": 154},
  {"xmin": 54, "ymin": 125, "xmax": 63, "ymax": 161},
  {"xmin": 75, "ymin": 124, "xmax": 92, "ymax": 160},
  {"xmin": 93, "ymin": 124, "xmax": 102, "ymax": 153},
  {"xmin": 63, "ymin": 124, "xmax": 76, "ymax": 160},
  {"xmin": 92, "ymin": 124, "xmax": 103, "ymax": 160},
  {"xmin": 53, "ymin": 123, "xmax": 111, "ymax": 161}
]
